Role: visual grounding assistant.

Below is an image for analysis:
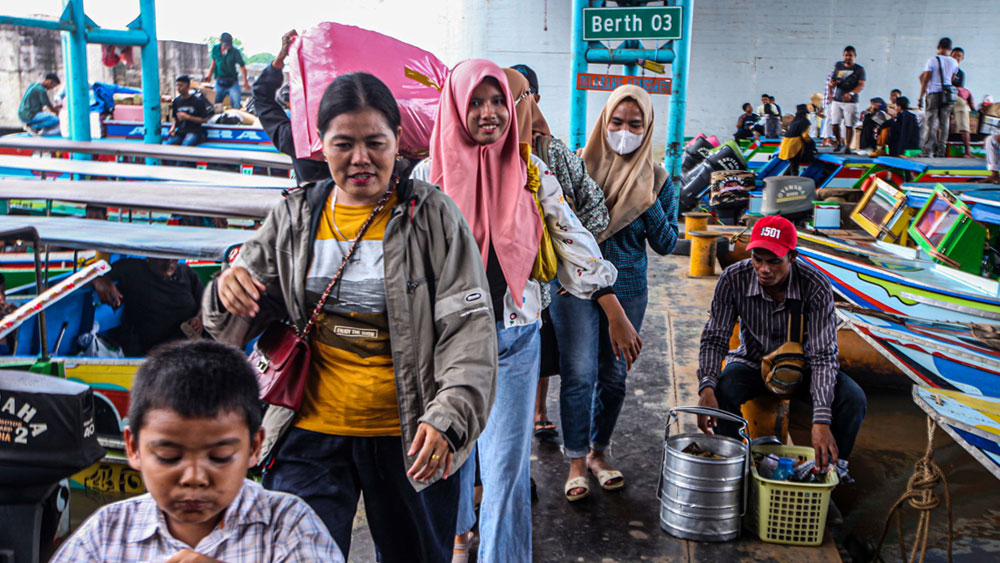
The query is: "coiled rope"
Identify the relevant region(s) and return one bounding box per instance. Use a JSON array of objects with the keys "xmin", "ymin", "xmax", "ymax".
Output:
[{"xmin": 871, "ymin": 417, "xmax": 953, "ymax": 563}]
